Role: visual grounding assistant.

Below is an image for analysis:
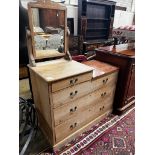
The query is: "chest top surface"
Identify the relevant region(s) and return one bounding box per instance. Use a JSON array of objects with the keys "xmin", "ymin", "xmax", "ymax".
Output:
[
  {"xmin": 96, "ymin": 44, "xmax": 135, "ymax": 58},
  {"xmin": 28, "ymin": 59, "xmax": 93, "ymax": 82},
  {"xmin": 83, "ymin": 60, "xmax": 118, "ymax": 79}
]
